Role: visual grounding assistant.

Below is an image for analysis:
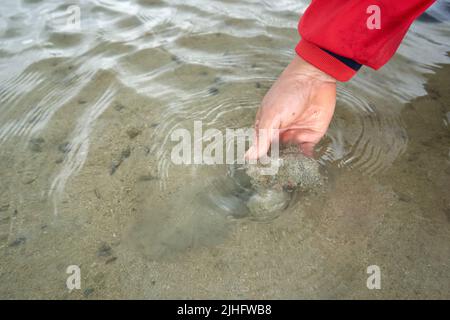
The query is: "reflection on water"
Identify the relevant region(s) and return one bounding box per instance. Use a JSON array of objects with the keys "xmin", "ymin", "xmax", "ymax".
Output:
[{"xmin": 0, "ymin": 0, "xmax": 449, "ymax": 298}]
